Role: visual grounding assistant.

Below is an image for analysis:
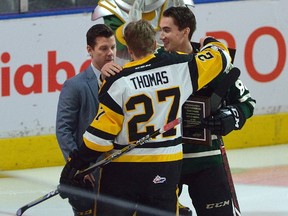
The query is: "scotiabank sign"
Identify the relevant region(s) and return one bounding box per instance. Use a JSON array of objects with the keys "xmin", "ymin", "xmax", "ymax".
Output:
[
  {"xmin": 1, "ymin": 51, "xmax": 90, "ymax": 96},
  {"xmin": 207, "ymin": 27, "xmax": 286, "ymax": 83},
  {"xmin": 193, "ymin": 0, "xmax": 288, "ymax": 115},
  {"xmin": 244, "ymin": 26, "xmax": 286, "ymax": 82},
  {"xmin": 0, "ymin": 0, "xmax": 287, "ymax": 138},
  {"xmin": 1, "ymin": 27, "xmax": 286, "ymax": 95}
]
